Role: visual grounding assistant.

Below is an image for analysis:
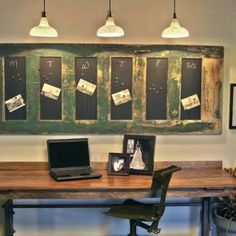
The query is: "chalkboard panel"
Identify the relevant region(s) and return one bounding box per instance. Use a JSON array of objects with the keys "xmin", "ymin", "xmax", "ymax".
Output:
[
  {"xmin": 40, "ymin": 57, "xmax": 62, "ymax": 120},
  {"xmin": 4, "ymin": 57, "xmax": 26, "ymax": 120},
  {"xmin": 146, "ymin": 58, "xmax": 168, "ymax": 120},
  {"xmin": 181, "ymin": 58, "xmax": 202, "ymax": 120},
  {"xmin": 75, "ymin": 57, "xmax": 97, "ymax": 120},
  {"xmin": 111, "ymin": 57, "xmax": 132, "ymax": 120}
]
